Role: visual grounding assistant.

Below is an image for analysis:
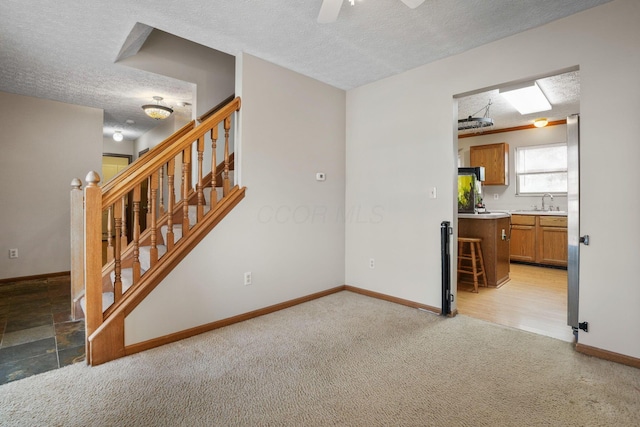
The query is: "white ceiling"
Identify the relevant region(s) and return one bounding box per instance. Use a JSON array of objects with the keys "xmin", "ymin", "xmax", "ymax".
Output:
[
  {"xmin": 457, "ymin": 69, "xmax": 581, "ymax": 134},
  {"xmin": 0, "ymin": 0, "xmax": 608, "ymax": 140}
]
